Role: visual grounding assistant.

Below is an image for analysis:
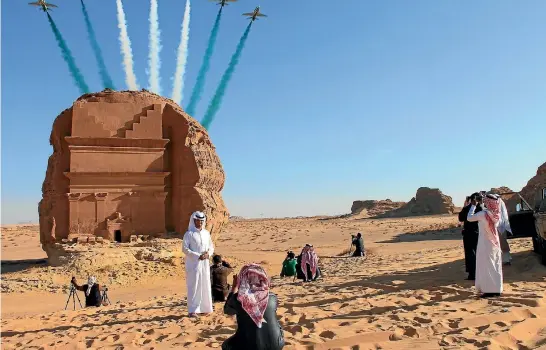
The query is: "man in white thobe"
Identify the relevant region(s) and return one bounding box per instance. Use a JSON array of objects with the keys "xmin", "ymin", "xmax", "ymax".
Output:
[{"xmin": 183, "ymin": 211, "xmax": 214, "ymax": 317}]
